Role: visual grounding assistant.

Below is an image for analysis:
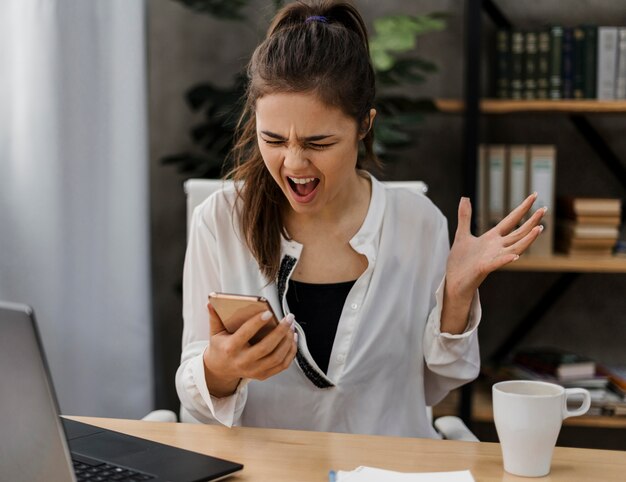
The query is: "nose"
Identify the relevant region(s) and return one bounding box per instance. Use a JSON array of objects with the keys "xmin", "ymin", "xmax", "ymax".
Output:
[{"xmin": 283, "ymin": 146, "xmax": 309, "ymax": 170}]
